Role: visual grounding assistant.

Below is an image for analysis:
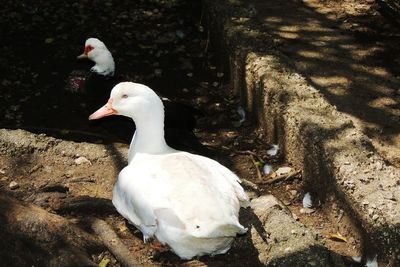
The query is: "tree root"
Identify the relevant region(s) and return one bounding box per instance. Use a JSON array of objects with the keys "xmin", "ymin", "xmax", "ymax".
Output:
[
  {"xmin": 90, "ymin": 218, "xmax": 142, "ymax": 267},
  {"xmin": 52, "ymin": 196, "xmax": 117, "ymax": 215},
  {"xmin": 0, "ymin": 194, "xmax": 102, "ymax": 266}
]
